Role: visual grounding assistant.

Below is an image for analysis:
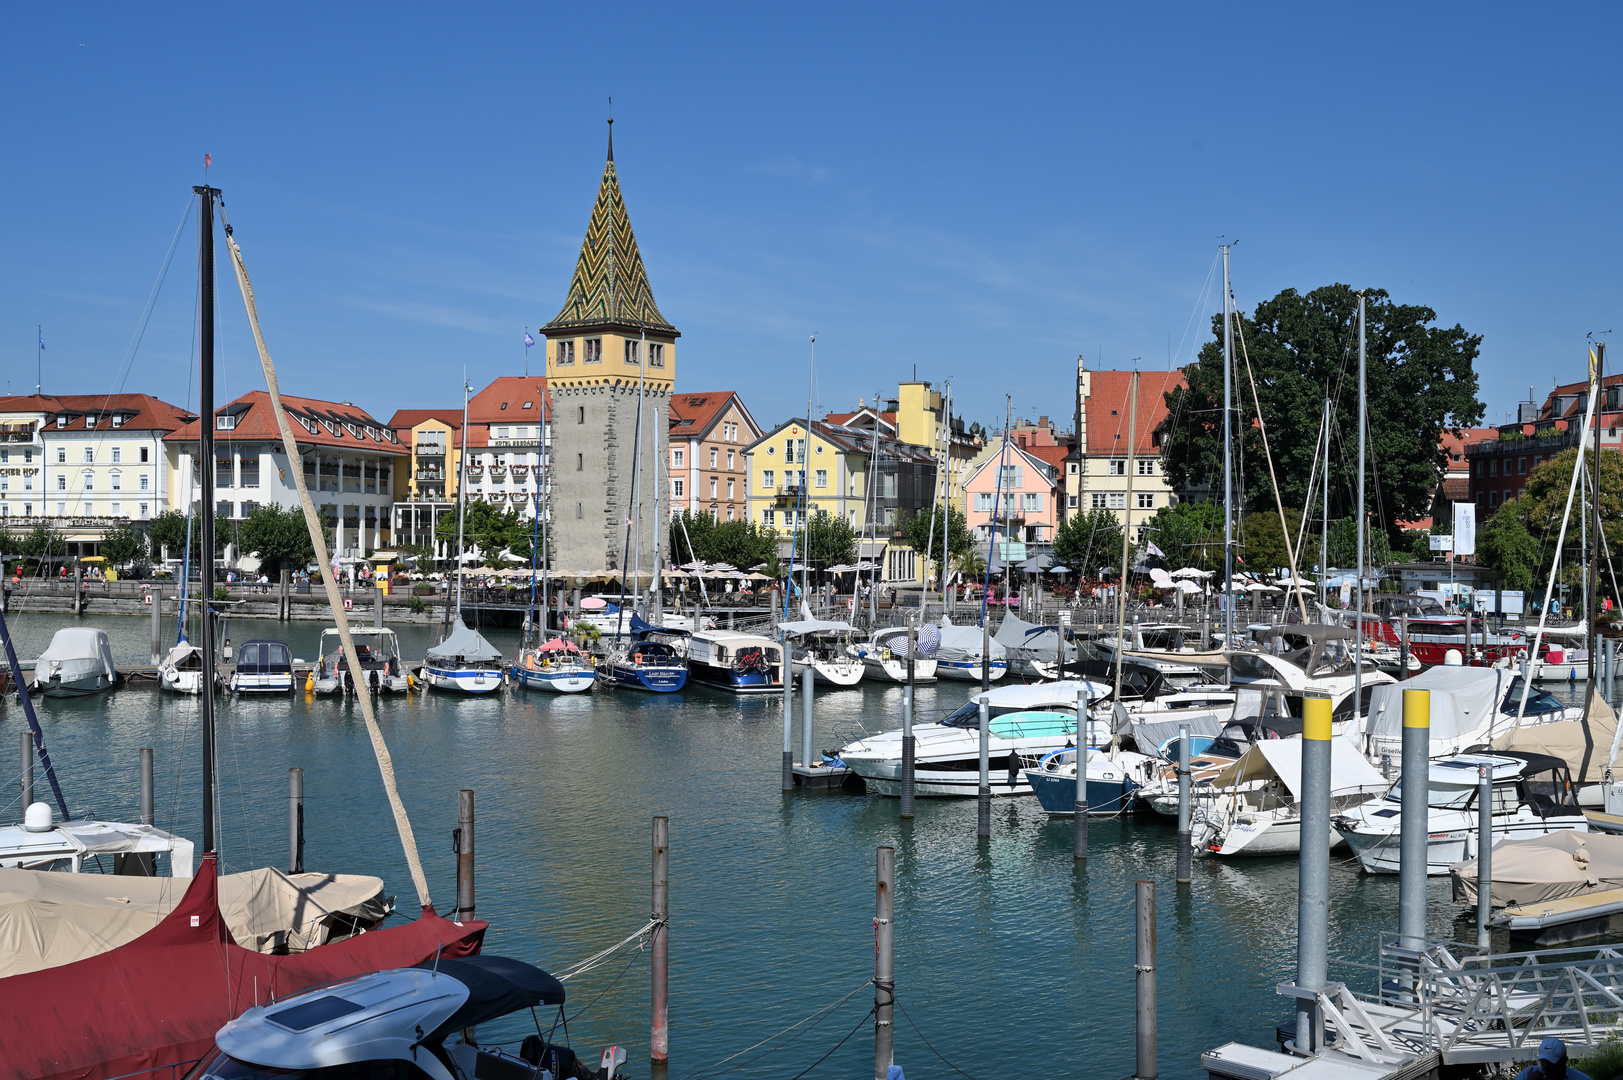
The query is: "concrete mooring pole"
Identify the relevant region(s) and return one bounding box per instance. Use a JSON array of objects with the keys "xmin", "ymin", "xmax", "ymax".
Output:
[
  {"xmin": 800, "ymin": 665, "xmax": 815, "ymax": 775},
  {"xmin": 873, "ymin": 845, "xmax": 895, "ymax": 1080},
  {"xmin": 1296, "ymin": 697, "xmax": 1332, "ymax": 1054},
  {"xmin": 1074, "ymin": 684, "xmax": 1089, "ymax": 860},
  {"xmin": 149, "ymin": 591, "xmax": 161, "ymax": 665},
  {"xmin": 1400, "ymin": 689, "xmax": 1430, "ymax": 952},
  {"xmin": 279, "ymin": 569, "xmax": 290, "ymax": 621},
  {"xmin": 901, "ymin": 622, "xmax": 916, "ymax": 818},
  {"xmin": 1135, "ymin": 880, "xmax": 1158, "ymax": 1080},
  {"xmin": 20, "ymin": 731, "xmax": 32, "ymax": 808},
  {"xmin": 977, "ymin": 695, "xmax": 991, "ymax": 838},
  {"xmin": 140, "ymin": 749, "xmax": 154, "ymax": 825},
  {"xmin": 289, "ymin": 768, "xmax": 305, "ymax": 873},
  {"xmin": 781, "ymin": 628, "xmax": 793, "ymax": 791},
  {"xmin": 72, "ymin": 557, "xmax": 82, "ymax": 616},
  {"xmin": 374, "ymin": 585, "xmax": 383, "ymax": 628},
  {"xmin": 456, "ymin": 789, "xmax": 475, "ymax": 922},
  {"xmin": 1477, "ymin": 764, "xmax": 1493, "ymax": 951},
  {"xmin": 1176, "ymin": 723, "xmax": 1192, "ymax": 886},
  {"xmin": 651, "ymin": 816, "xmax": 670, "ymax": 1067}
]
